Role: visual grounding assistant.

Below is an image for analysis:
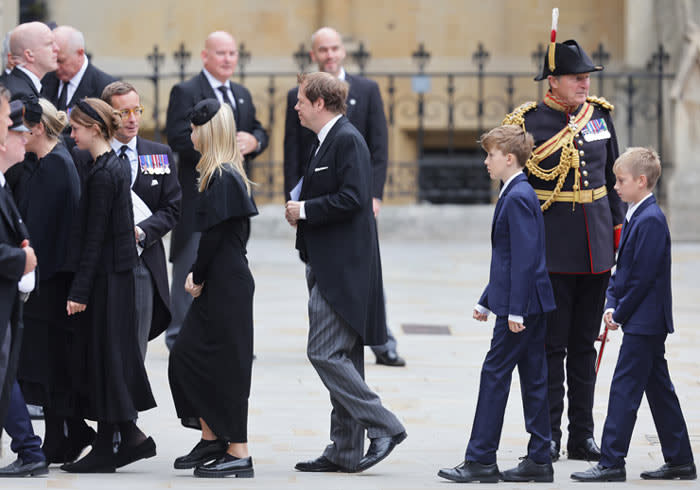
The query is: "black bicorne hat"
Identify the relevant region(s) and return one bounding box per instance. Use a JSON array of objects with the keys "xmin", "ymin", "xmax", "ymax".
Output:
[
  {"xmin": 534, "ymin": 40, "xmax": 603, "ymax": 81},
  {"xmin": 189, "ymin": 98, "xmax": 221, "ymax": 126}
]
